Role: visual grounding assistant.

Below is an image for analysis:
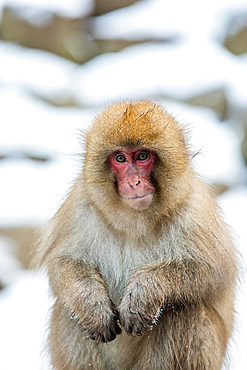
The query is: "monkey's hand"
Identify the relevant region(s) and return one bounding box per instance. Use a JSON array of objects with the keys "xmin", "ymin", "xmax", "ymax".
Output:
[
  {"xmin": 118, "ymin": 268, "xmax": 164, "ymax": 336},
  {"xmin": 76, "ymin": 297, "xmax": 122, "ymax": 343},
  {"xmin": 49, "ymin": 257, "xmax": 122, "ymax": 343}
]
